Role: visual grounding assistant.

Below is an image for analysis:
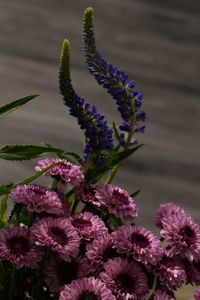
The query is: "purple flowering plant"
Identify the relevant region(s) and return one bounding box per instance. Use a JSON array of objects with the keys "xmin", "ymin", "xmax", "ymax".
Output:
[{"xmin": 0, "ymin": 7, "xmax": 199, "ymax": 300}]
